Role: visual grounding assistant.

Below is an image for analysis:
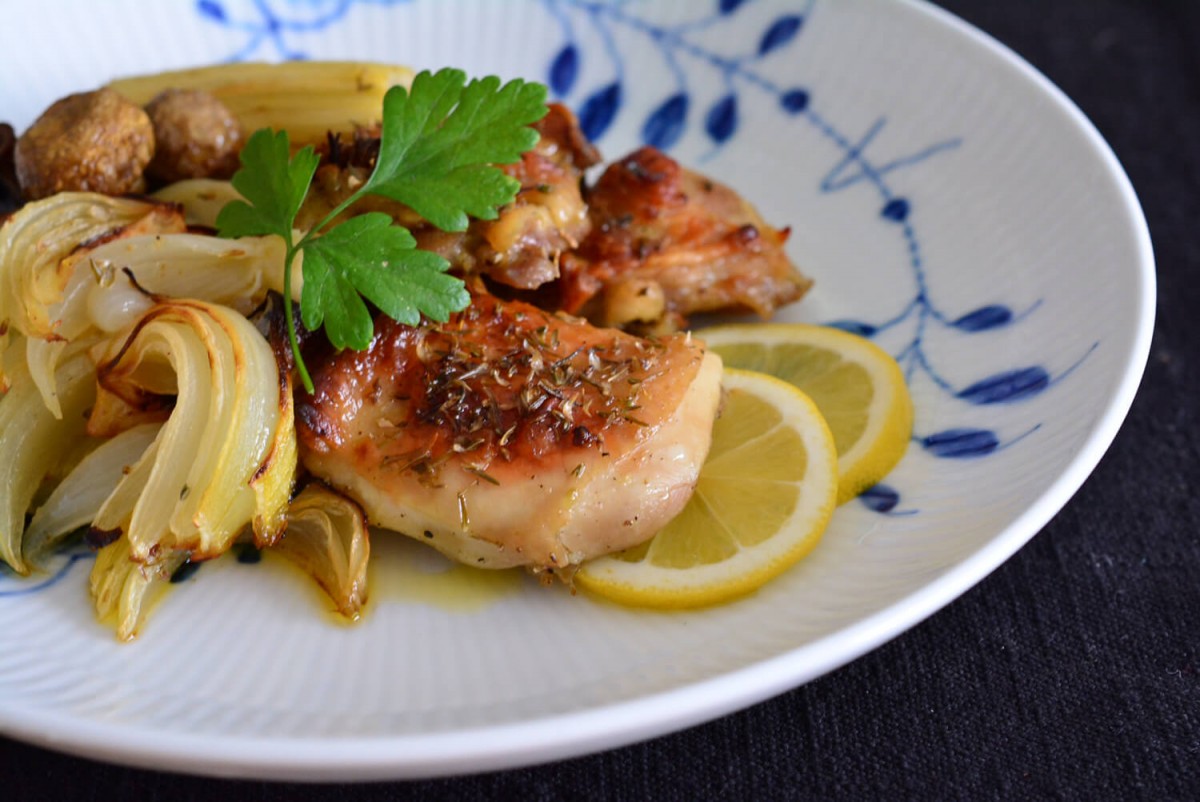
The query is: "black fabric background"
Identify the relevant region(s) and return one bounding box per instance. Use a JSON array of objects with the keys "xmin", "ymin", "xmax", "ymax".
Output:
[{"xmin": 3, "ymin": 1, "xmax": 1197, "ymax": 798}]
